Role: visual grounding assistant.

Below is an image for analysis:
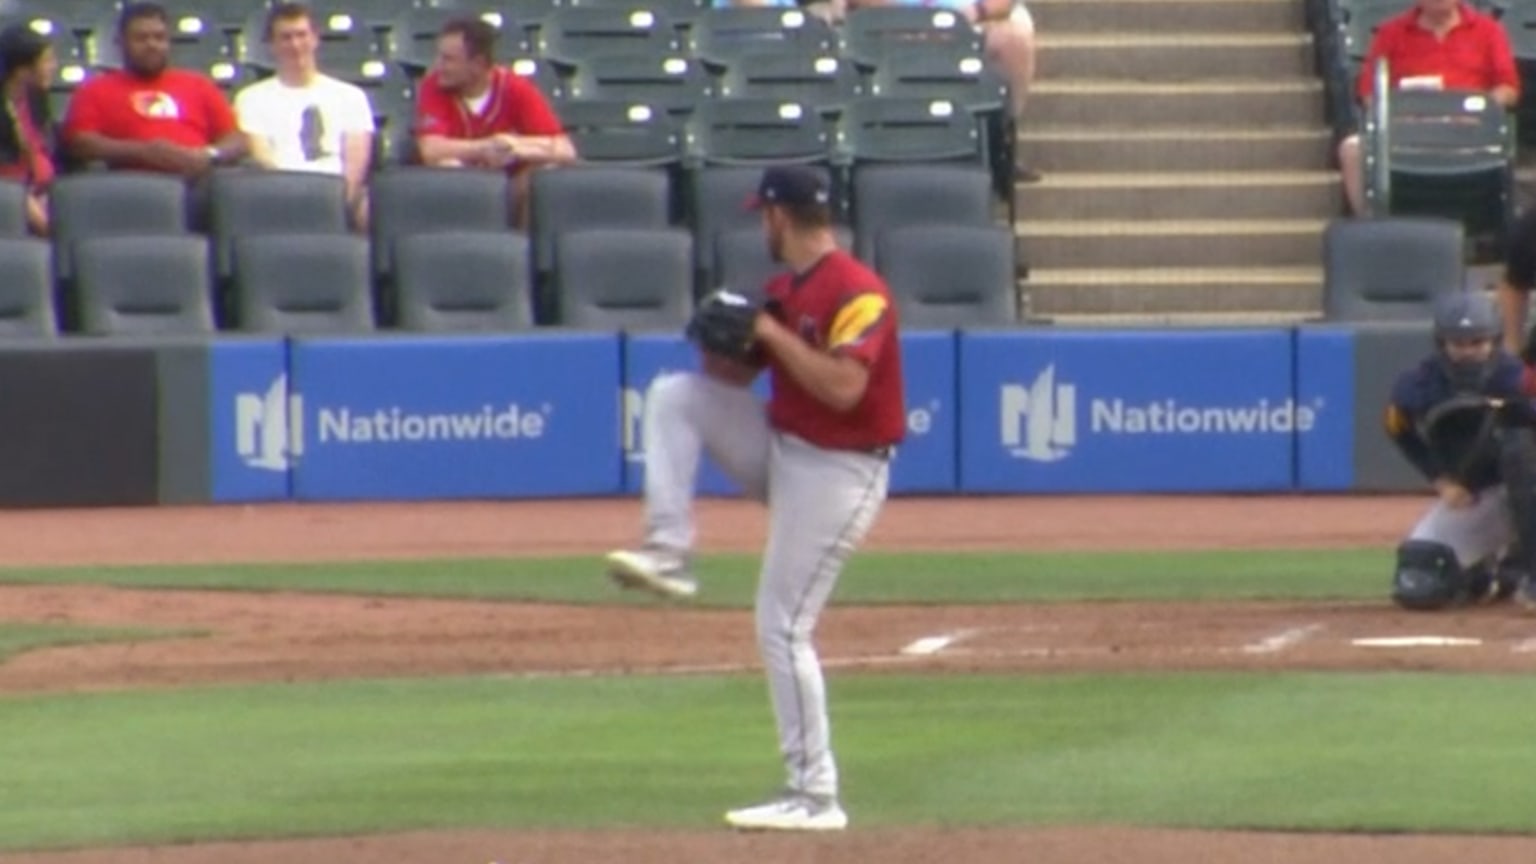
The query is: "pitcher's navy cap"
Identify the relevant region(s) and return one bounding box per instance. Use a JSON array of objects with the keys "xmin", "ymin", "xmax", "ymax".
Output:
[{"xmin": 746, "ymin": 165, "xmax": 831, "ymax": 209}]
